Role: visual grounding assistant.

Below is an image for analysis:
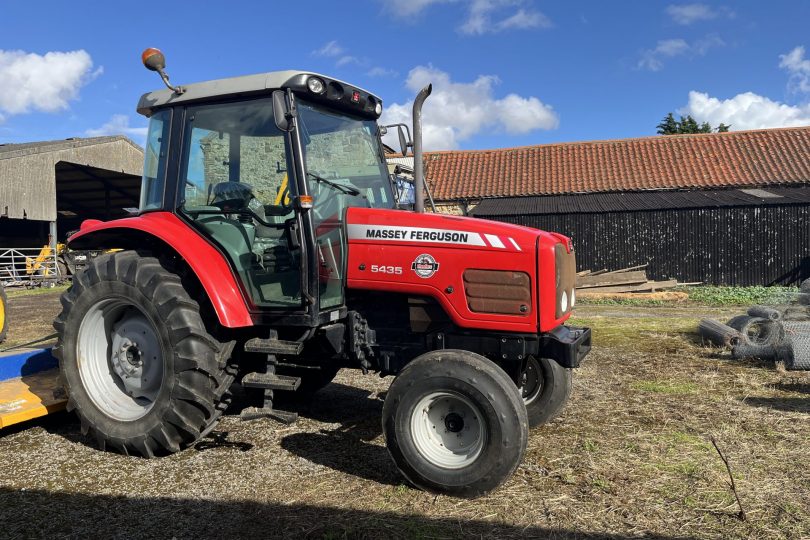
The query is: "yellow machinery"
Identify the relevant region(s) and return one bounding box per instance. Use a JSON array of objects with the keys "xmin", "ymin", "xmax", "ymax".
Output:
[
  {"xmin": 25, "ymin": 243, "xmax": 64, "ymax": 278},
  {"xmin": 0, "ymin": 286, "xmax": 66, "ymax": 428},
  {"xmin": 0, "ymin": 348, "xmax": 66, "ymax": 428}
]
